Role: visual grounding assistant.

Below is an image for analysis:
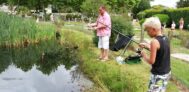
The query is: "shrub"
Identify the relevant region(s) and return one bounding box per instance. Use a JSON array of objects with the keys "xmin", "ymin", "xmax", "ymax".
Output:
[
  {"xmin": 65, "ymin": 13, "xmax": 82, "ymax": 21},
  {"xmin": 137, "ymin": 9, "xmax": 163, "ymax": 20},
  {"xmin": 169, "ymin": 8, "xmax": 189, "ymax": 29},
  {"xmin": 16, "ymin": 6, "xmax": 30, "ymax": 17},
  {"xmin": 153, "ymin": 14, "xmax": 170, "ymax": 25}
]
